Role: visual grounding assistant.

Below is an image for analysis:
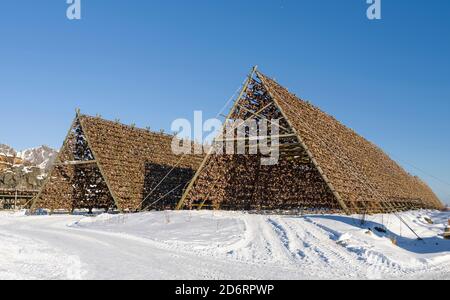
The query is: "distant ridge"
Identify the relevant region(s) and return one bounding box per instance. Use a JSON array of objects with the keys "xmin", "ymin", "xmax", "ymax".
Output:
[{"xmin": 0, "ymin": 144, "xmax": 58, "ymax": 190}]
